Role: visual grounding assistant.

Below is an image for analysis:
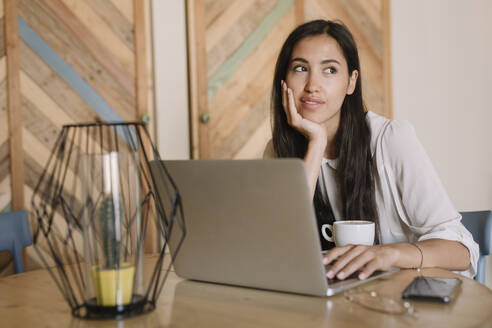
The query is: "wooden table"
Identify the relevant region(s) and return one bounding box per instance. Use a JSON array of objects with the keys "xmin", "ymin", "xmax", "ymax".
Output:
[{"xmin": 1, "ymin": 255, "xmax": 492, "ymax": 328}]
